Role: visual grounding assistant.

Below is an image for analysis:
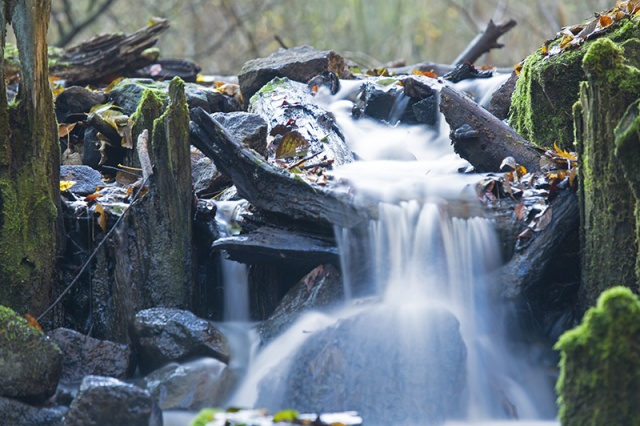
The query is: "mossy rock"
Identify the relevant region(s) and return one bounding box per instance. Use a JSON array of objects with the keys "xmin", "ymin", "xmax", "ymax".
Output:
[
  {"xmin": 0, "ymin": 306, "xmax": 63, "ymax": 403},
  {"xmin": 555, "ymin": 286, "xmax": 640, "ymax": 426},
  {"xmin": 509, "ymin": 17, "xmax": 640, "ymax": 150}
]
